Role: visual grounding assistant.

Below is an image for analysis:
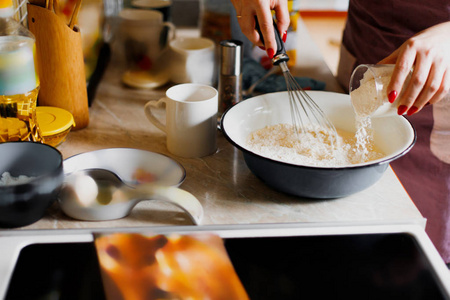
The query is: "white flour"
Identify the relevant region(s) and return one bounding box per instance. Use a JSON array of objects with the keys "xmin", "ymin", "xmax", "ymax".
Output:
[
  {"xmin": 0, "ymin": 172, "xmax": 35, "ymax": 186},
  {"xmin": 350, "ymin": 68, "xmax": 396, "ymax": 162},
  {"xmin": 353, "ymin": 116, "xmax": 375, "ymax": 163},
  {"xmin": 246, "ymin": 68, "xmax": 397, "ymax": 167},
  {"xmin": 246, "ymin": 124, "xmax": 384, "ymax": 167}
]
